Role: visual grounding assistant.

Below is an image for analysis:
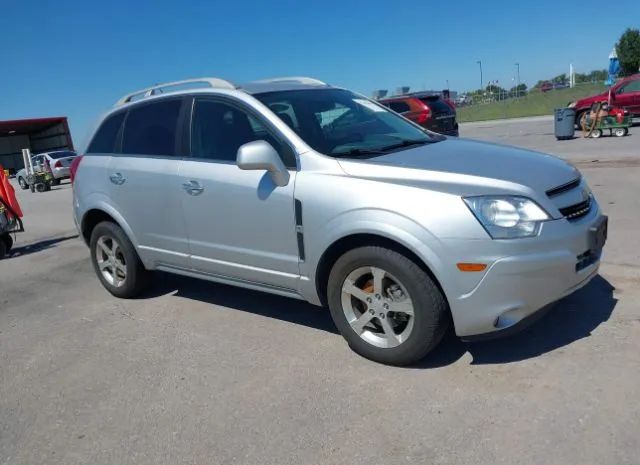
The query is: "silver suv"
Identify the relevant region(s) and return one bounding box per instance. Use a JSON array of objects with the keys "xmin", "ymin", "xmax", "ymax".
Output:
[{"xmin": 73, "ymin": 77, "xmax": 607, "ymax": 365}]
